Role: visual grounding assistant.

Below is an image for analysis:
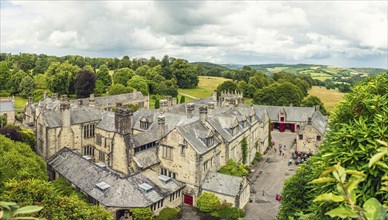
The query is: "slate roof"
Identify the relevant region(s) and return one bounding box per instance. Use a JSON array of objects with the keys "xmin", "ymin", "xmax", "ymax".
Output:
[
  {"xmin": 253, "ymin": 105, "xmax": 315, "ymax": 122},
  {"xmin": 0, "ymin": 101, "xmax": 14, "ymax": 112},
  {"xmin": 134, "ymin": 148, "xmax": 160, "ymax": 169},
  {"xmin": 177, "ymin": 121, "xmax": 222, "ymax": 154},
  {"xmin": 309, "ymin": 110, "xmax": 328, "ymax": 135},
  {"xmin": 48, "ymin": 148, "xmax": 184, "ymax": 208},
  {"xmin": 71, "ymin": 92, "xmax": 146, "ymax": 106},
  {"xmin": 43, "ymin": 107, "xmax": 102, "ymax": 128},
  {"xmin": 202, "ymin": 171, "xmax": 243, "ymax": 197}
]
